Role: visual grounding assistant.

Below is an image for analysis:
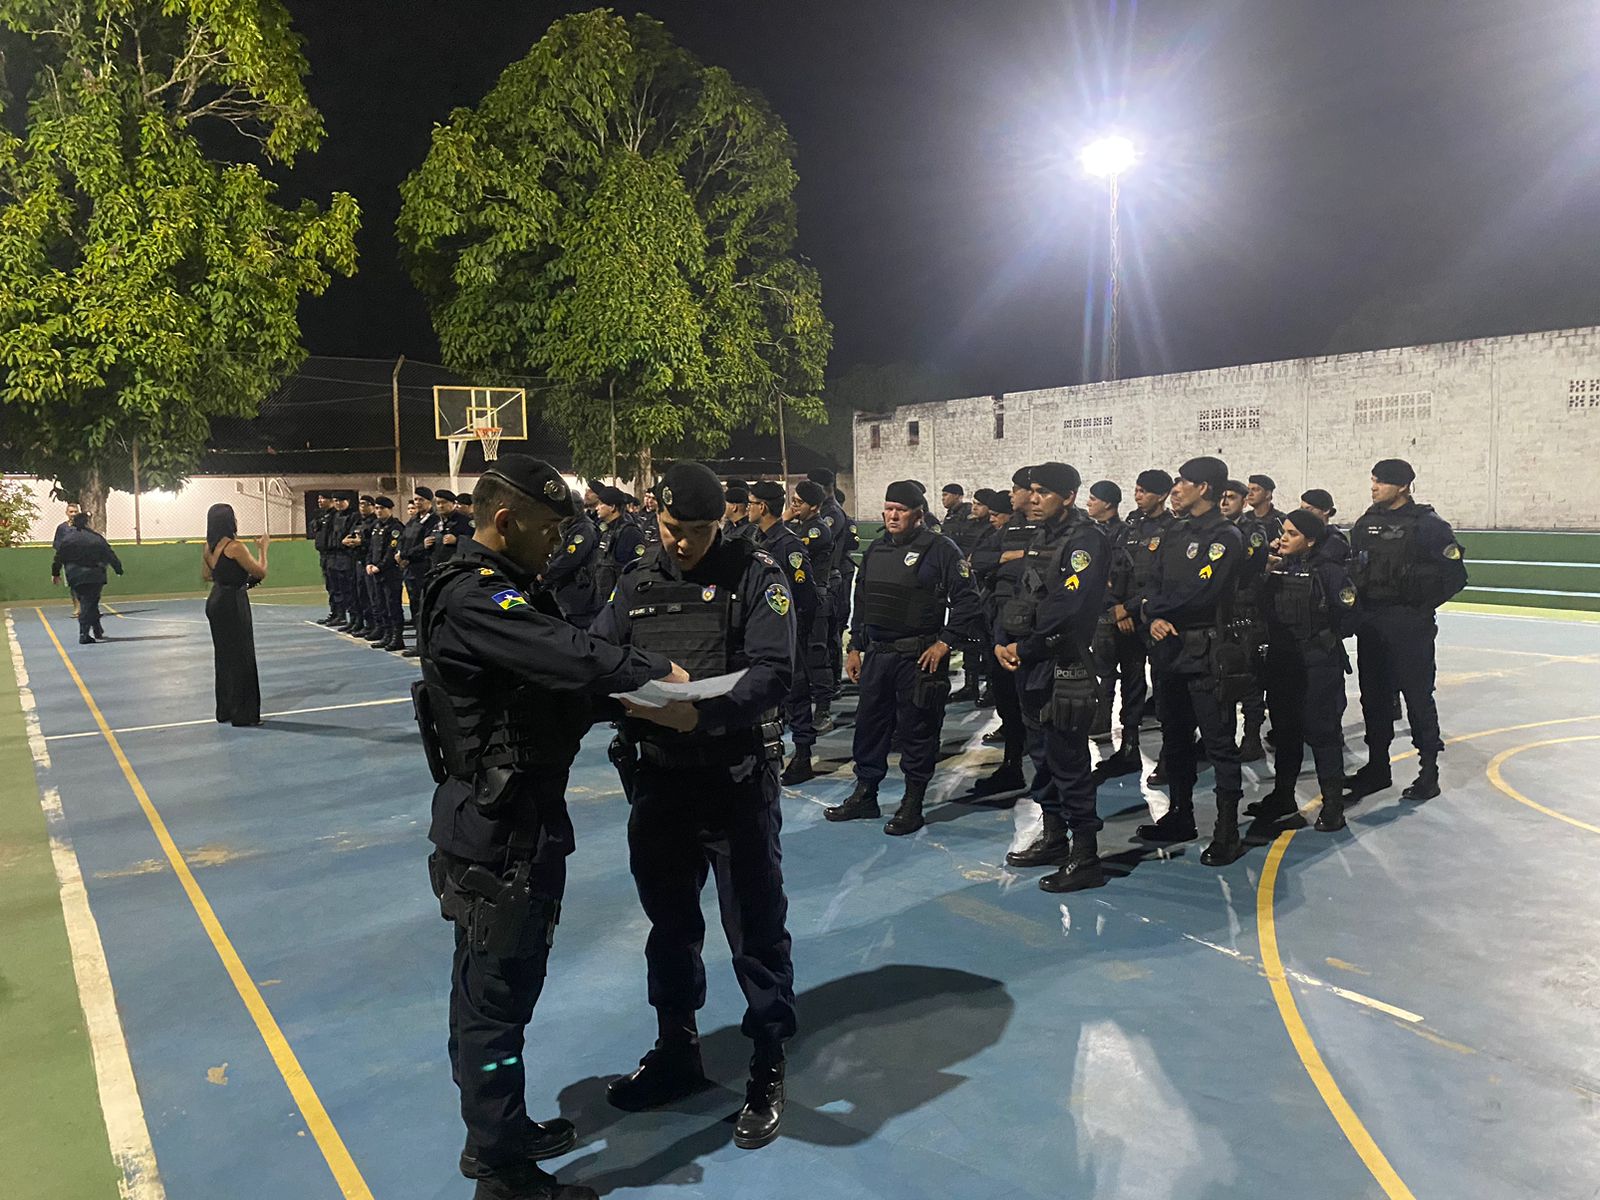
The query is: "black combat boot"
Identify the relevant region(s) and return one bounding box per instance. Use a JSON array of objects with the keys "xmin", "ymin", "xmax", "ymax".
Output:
[
  {"xmin": 780, "ymin": 747, "xmax": 815, "ymax": 785},
  {"xmin": 812, "ymin": 701, "xmax": 835, "ymax": 736},
  {"xmin": 981, "ymin": 726, "xmax": 1007, "ymax": 745},
  {"xmin": 1145, "ymin": 753, "xmax": 1168, "ymax": 787},
  {"xmin": 1136, "ymin": 798, "xmax": 1196, "ymax": 842},
  {"xmin": 1005, "ymin": 812, "xmax": 1071, "ymax": 867},
  {"xmin": 1401, "ymin": 754, "xmax": 1440, "ymax": 802},
  {"xmin": 1343, "ymin": 759, "xmax": 1393, "ymax": 800},
  {"xmin": 460, "ymin": 1120, "xmax": 578, "ymax": 1178},
  {"xmin": 824, "ymin": 781, "xmax": 880, "ymax": 822},
  {"xmin": 884, "ymin": 780, "xmax": 927, "ymax": 836},
  {"xmin": 1239, "ymin": 724, "xmax": 1265, "ymax": 763},
  {"xmin": 605, "ymin": 1039, "xmax": 711, "ymax": 1112},
  {"xmin": 1092, "ymin": 741, "xmax": 1142, "ymax": 783},
  {"xmin": 949, "ymin": 678, "xmax": 978, "ymax": 704},
  {"xmin": 1315, "ymin": 777, "xmax": 1349, "ymax": 832},
  {"xmin": 1244, "ymin": 785, "xmax": 1302, "ymax": 839},
  {"xmin": 383, "ymin": 631, "xmax": 407, "ymax": 652},
  {"xmin": 316, "ymin": 612, "xmax": 338, "ymax": 626},
  {"xmin": 733, "ymin": 1055, "xmax": 785, "ymax": 1150},
  {"xmin": 472, "ymin": 1162, "xmax": 596, "ymax": 1200},
  {"xmin": 1039, "ymin": 831, "xmax": 1106, "ymax": 892},
  {"xmin": 1200, "ymin": 794, "xmax": 1246, "ymax": 866},
  {"xmin": 366, "ymin": 623, "xmax": 389, "ymax": 644},
  {"xmin": 970, "ymin": 757, "xmax": 1026, "ymax": 802}
]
